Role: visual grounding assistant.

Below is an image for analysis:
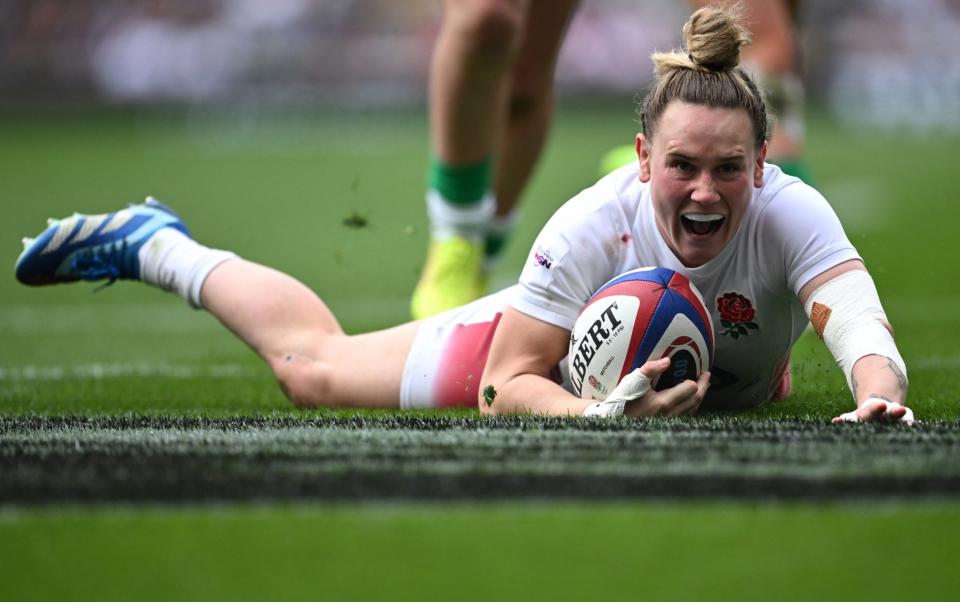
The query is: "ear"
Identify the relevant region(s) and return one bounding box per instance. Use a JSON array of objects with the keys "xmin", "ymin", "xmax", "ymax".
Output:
[
  {"xmin": 636, "ymin": 133, "xmax": 651, "ymax": 183},
  {"xmin": 754, "ymin": 141, "xmax": 768, "ymax": 188}
]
